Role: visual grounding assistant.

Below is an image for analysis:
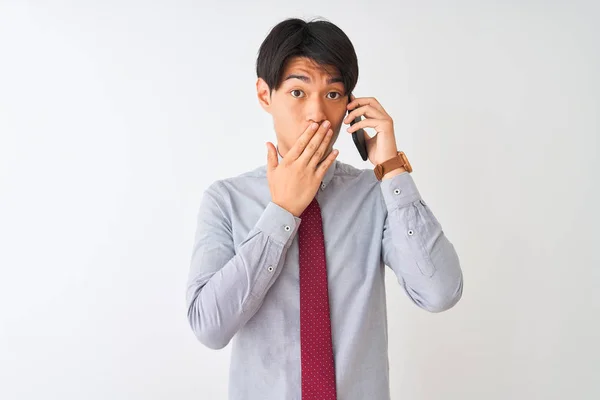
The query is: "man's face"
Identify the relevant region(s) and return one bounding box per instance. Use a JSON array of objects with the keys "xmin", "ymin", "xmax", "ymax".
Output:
[{"xmin": 257, "ymin": 56, "xmax": 349, "ymax": 161}]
